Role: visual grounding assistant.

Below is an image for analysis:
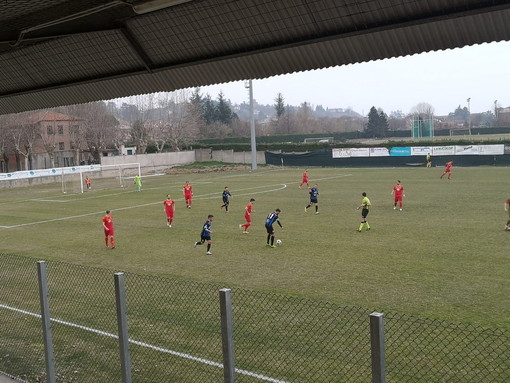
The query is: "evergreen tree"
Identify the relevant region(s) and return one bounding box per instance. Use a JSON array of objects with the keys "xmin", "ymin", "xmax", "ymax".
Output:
[
  {"xmin": 274, "ymin": 93, "xmax": 285, "ymax": 119},
  {"xmin": 365, "ymin": 106, "xmax": 388, "ymax": 138},
  {"xmin": 215, "ymin": 92, "xmax": 235, "ymax": 125}
]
